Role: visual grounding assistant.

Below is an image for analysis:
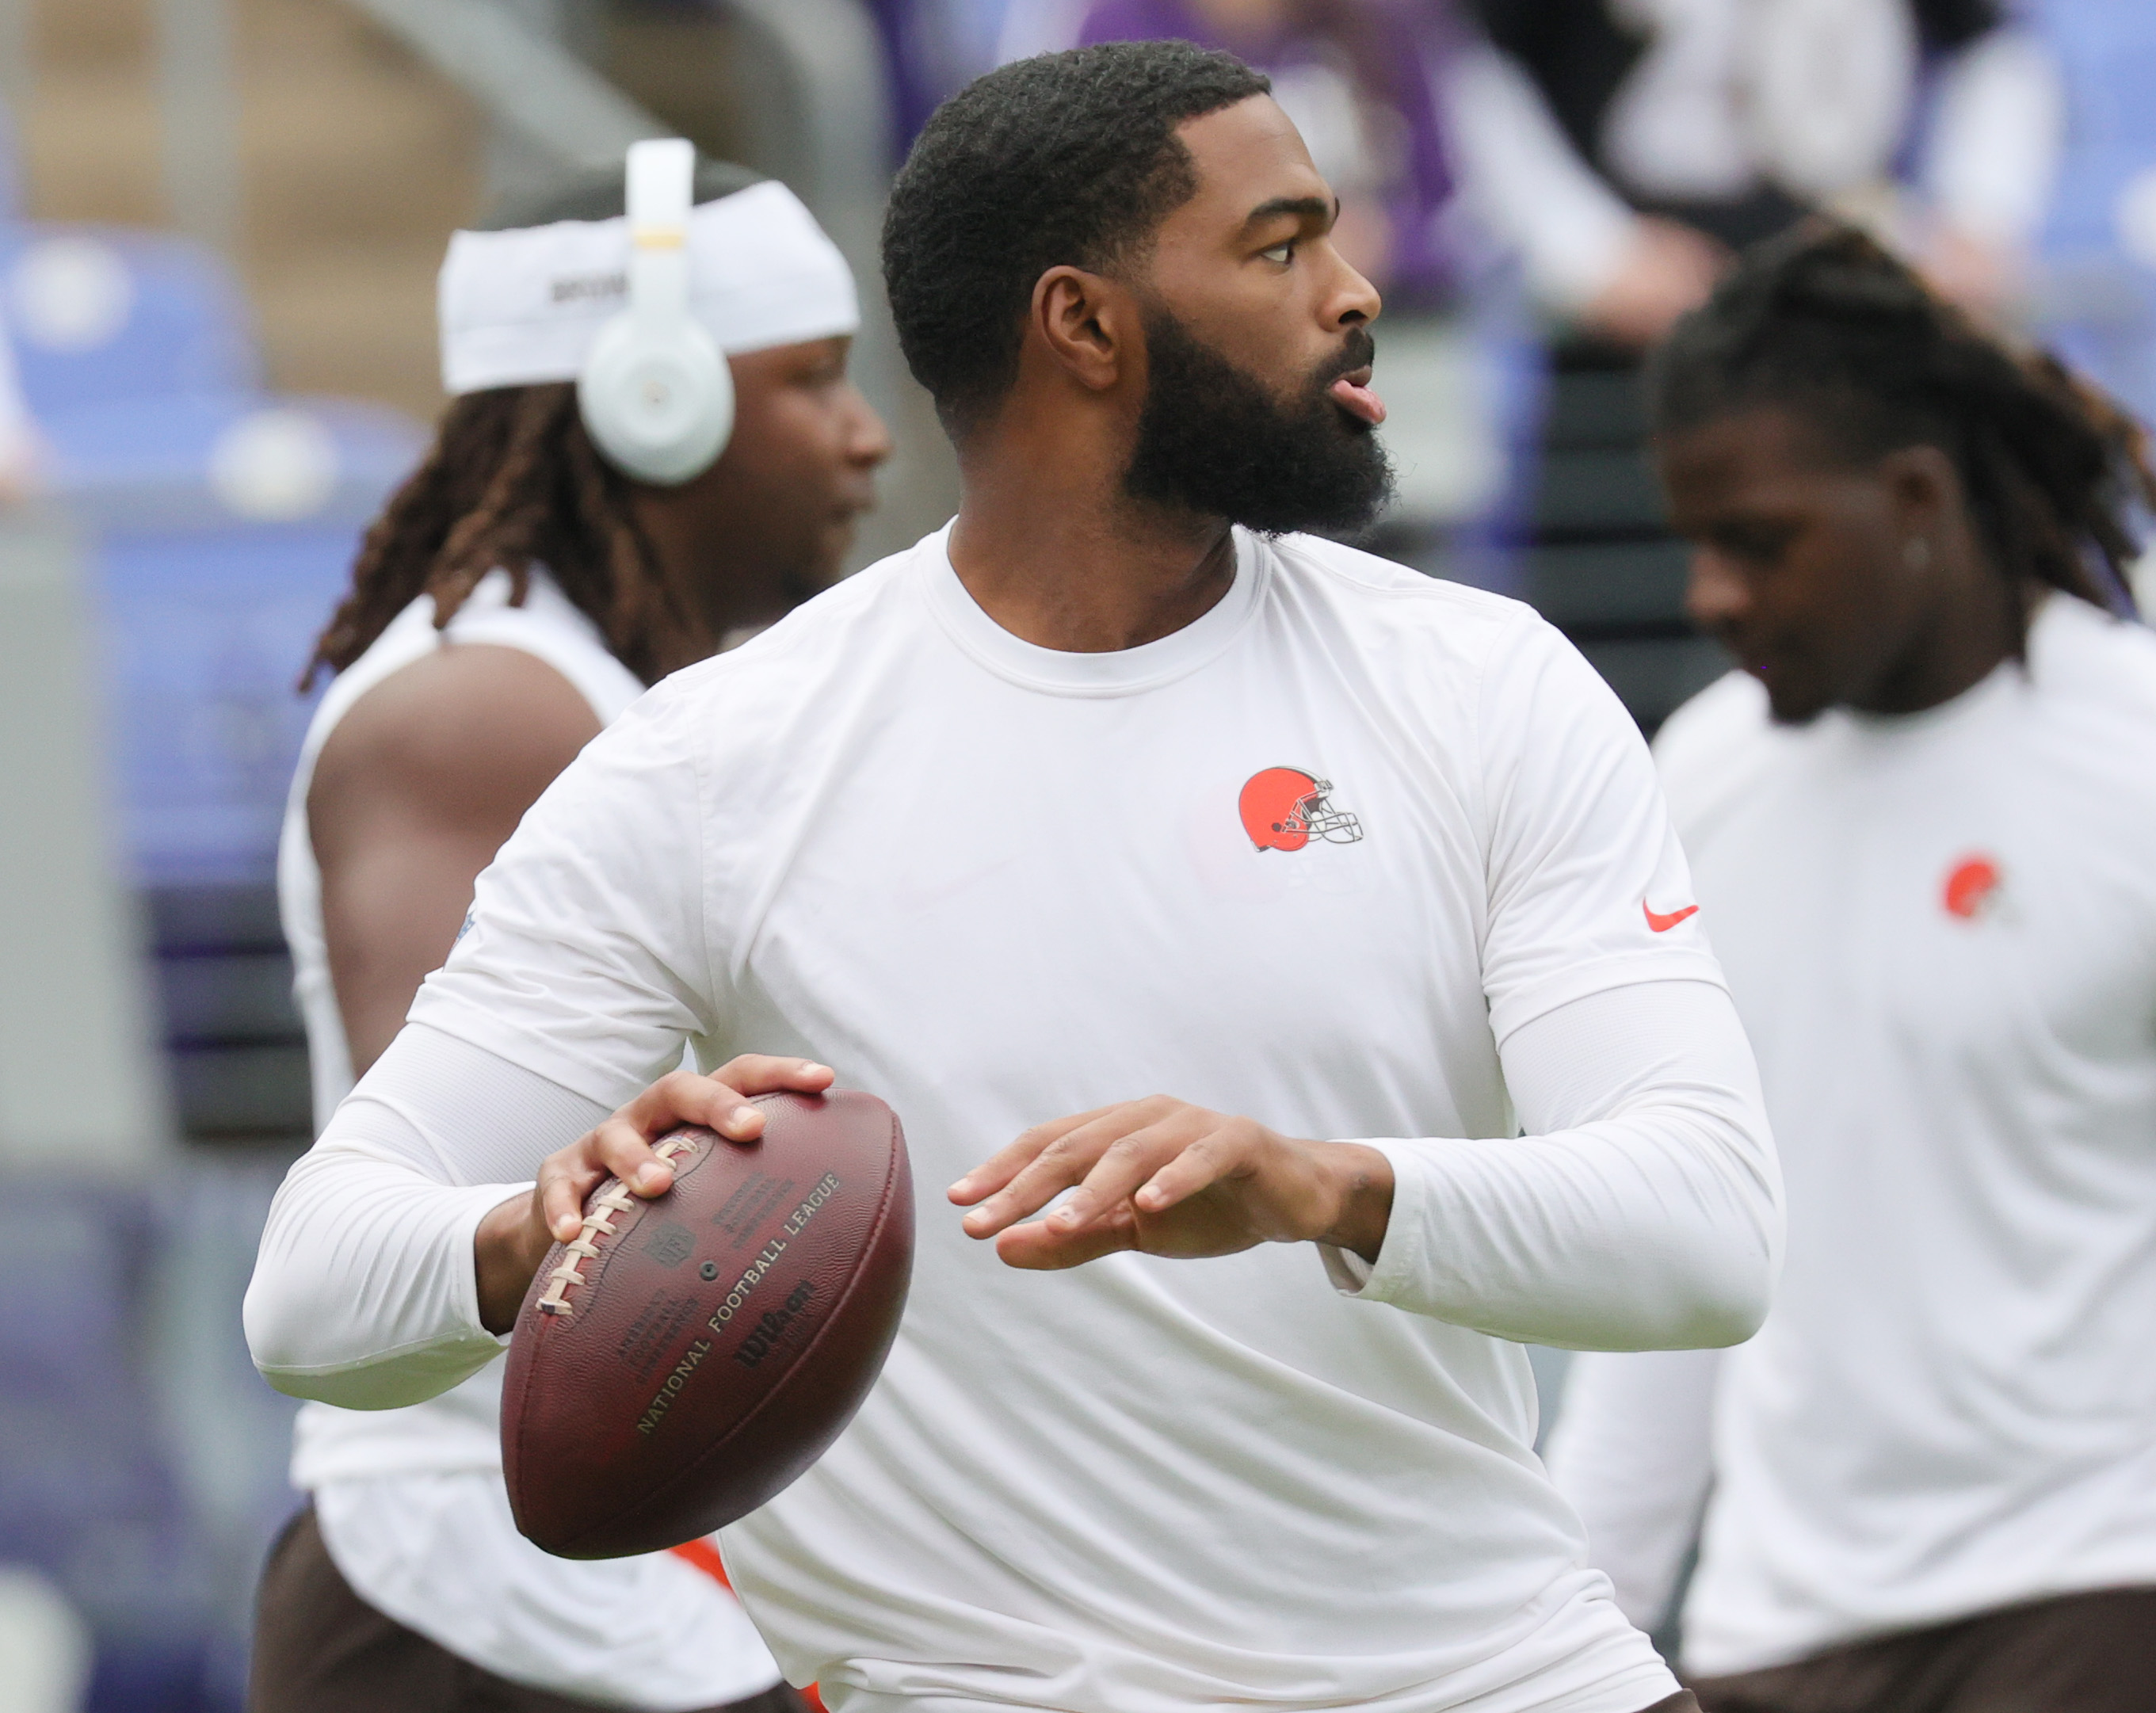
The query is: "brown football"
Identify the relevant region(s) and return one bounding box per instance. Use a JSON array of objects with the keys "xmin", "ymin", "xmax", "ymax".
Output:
[{"xmin": 501, "ymin": 1090, "xmax": 914, "ymax": 1558}]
